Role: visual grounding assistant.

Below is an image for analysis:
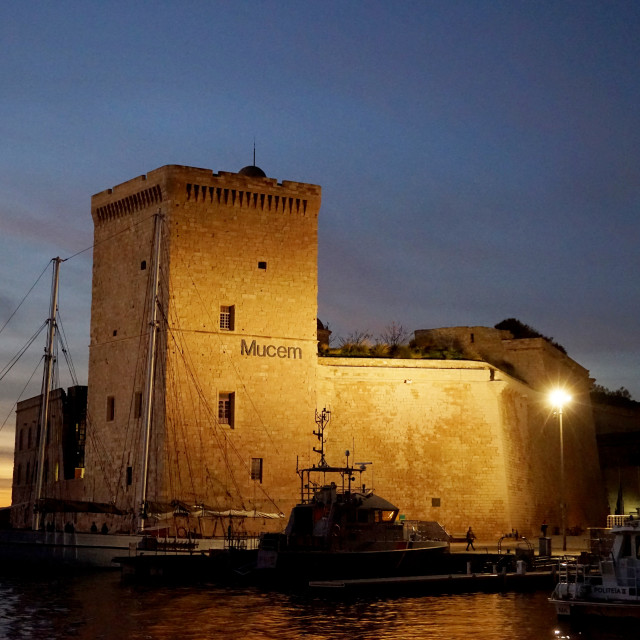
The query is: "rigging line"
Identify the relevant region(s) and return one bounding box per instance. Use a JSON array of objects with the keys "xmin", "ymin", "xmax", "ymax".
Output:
[
  {"xmin": 161, "ymin": 289, "xmax": 213, "ymax": 504},
  {"xmin": 165, "ymin": 345, "xmax": 197, "ymax": 503},
  {"xmin": 171, "ymin": 322, "xmax": 215, "ymax": 502},
  {"xmin": 114, "ymin": 215, "xmax": 161, "ymax": 504},
  {"xmin": 165, "ymin": 325, "xmax": 245, "ymax": 500},
  {"xmin": 0, "ymin": 355, "xmax": 45, "ymax": 433},
  {"xmin": 160, "ymin": 312, "xmax": 247, "ymax": 505},
  {"xmin": 84, "ymin": 423, "xmax": 119, "ymax": 502},
  {"xmin": 164, "ymin": 316, "xmax": 281, "ymax": 513},
  {"xmin": 0, "ymin": 261, "xmax": 51, "ymax": 337},
  {"xmin": 184, "ymin": 269, "xmax": 280, "ymax": 454},
  {"xmin": 83, "ymin": 407, "xmax": 122, "ymax": 500},
  {"xmin": 62, "ymin": 210, "xmax": 159, "ymax": 263},
  {"xmin": 0, "ymin": 321, "xmax": 48, "ymax": 381},
  {"xmin": 55, "ymin": 312, "xmax": 79, "ymax": 386}
]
